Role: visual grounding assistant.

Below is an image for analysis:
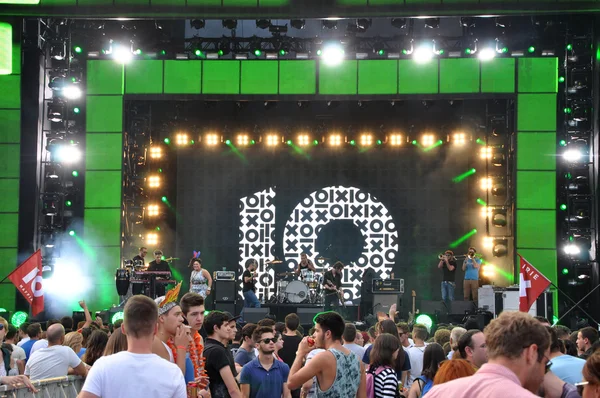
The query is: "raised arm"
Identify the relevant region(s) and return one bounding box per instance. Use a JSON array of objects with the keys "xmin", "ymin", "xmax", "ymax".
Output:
[{"xmin": 79, "ymin": 300, "xmax": 93, "ymax": 329}]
